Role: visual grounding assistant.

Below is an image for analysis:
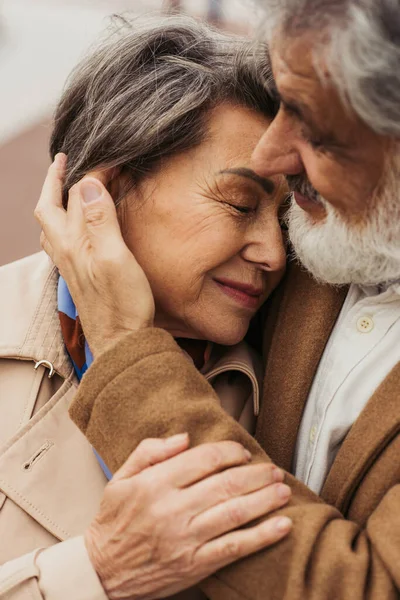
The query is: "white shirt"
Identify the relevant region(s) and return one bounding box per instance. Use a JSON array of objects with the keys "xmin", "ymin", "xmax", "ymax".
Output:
[{"xmin": 293, "ymin": 281, "xmax": 400, "ymax": 494}]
